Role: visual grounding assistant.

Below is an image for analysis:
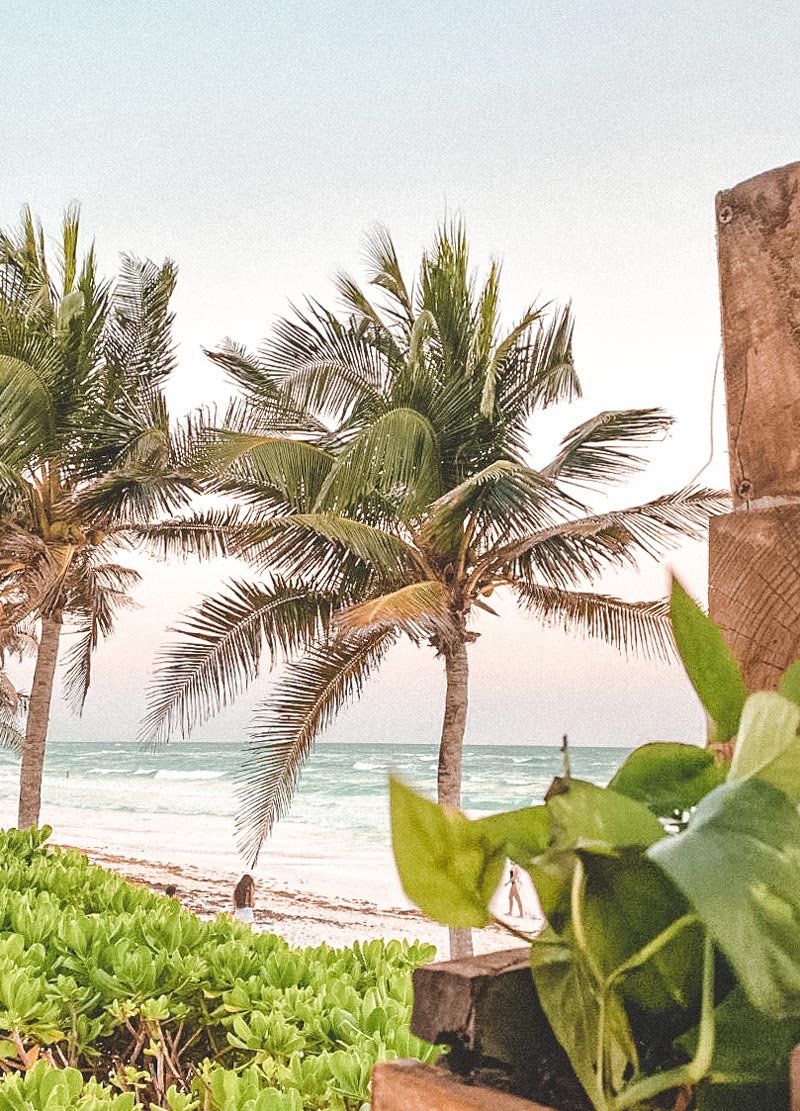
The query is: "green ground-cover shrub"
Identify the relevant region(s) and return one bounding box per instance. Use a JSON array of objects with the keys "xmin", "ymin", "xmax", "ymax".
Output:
[{"xmin": 0, "ymin": 830, "xmax": 439, "ymax": 1110}]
